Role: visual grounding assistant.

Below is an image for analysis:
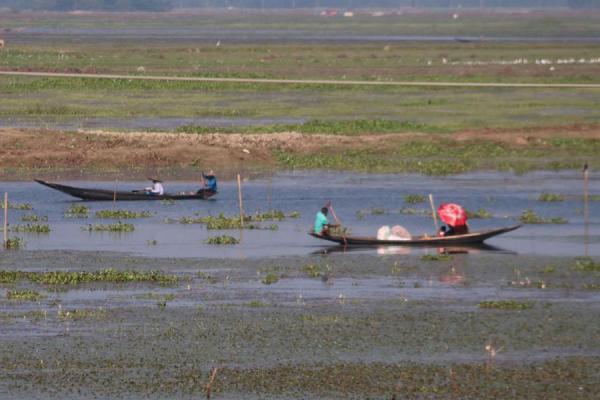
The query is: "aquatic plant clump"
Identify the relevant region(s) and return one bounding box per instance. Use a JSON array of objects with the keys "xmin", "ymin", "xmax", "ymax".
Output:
[
  {"xmin": 262, "ymin": 273, "xmax": 280, "ymax": 285},
  {"xmin": 1, "ymin": 202, "xmax": 32, "ymax": 210},
  {"xmin": 22, "ymin": 268, "xmax": 178, "ymax": 286},
  {"xmin": 538, "ymin": 192, "xmax": 565, "ymax": 202},
  {"xmin": 6, "ymin": 289, "xmax": 44, "ymax": 301},
  {"xmin": 82, "ymin": 222, "xmax": 135, "ymax": 232},
  {"xmin": 95, "ymin": 209, "xmax": 153, "ymax": 219},
  {"xmin": 479, "ymin": 300, "xmax": 535, "ymax": 310},
  {"xmin": 205, "ymin": 235, "xmax": 240, "ymax": 245},
  {"xmin": 572, "ymin": 257, "xmax": 600, "ymax": 272},
  {"xmin": 404, "ymin": 194, "xmax": 426, "ymax": 204},
  {"xmin": 519, "ymin": 209, "xmax": 568, "ymax": 224},
  {"xmin": 11, "ymin": 223, "xmax": 51, "ymax": 233},
  {"xmin": 4, "ymin": 237, "xmax": 24, "ymax": 249},
  {"xmin": 65, "ymin": 204, "xmax": 89, "ymax": 218},
  {"xmin": 20, "ymin": 214, "xmax": 48, "ymax": 222},
  {"xmin": 466, "ymin": 208, "xmax": 492, "ymax": 219}
]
